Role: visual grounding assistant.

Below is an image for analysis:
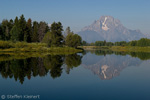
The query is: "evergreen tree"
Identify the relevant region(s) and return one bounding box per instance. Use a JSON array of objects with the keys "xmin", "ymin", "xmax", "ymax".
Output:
[
  {"xmin": 64, "ymin": 26, "xmax": 71, "ymax": 38},
  {"xmin": 32, "ymin": 21, "xmax": 39, "ymax": 42},
  {"xmin": 18, "ymin": 14, "xmax": 26, "ymax": 41},
  {"xmin": 0, "ymin": 24, "xmax": 3, "ymax": 40},
  {"xmin": 50, "ymin": 22, "xmax": 63, "ymax": 46},
  {"xmin": 104, "ymin": 40, "xmax": 106, "ymax": 46},
  {"xmin": 65, "ymin": 31, "xmax": 82, "ymax": 48},
  {"xmin": 65, "ymin": 32, "xmax": 74, "ymax": 47},
  {"xmin": 137, "ymin": 38, "xmax": 150, "ymax": 46},
  {"xmin": 42, "ymin": 32, "xmax": 52, "ymax": 47},
  {"xmin": 72, "ymin": 34, "xmax": 82, "ymax": 48},
  {"xmin": 129, "ymin": 40, "xmax": 137, "ymax": 46},
  {"xmin": 14, "ymin": 16, "xmax": 19, "ymax": 25},
  {"xmin": 38, "ymin": 21, "xmax": 49, "ymax": 42},
  {"xmin": 10, "ymin": 16, "xmax": 20, "ymax": 41},
  {"xmin": 26, "ymin": 18, "xmax": 32, "ymax": 42},
  {"xmin": 95, "ymin": 41, "xmax": 105, "ymax": 46},
  {"xmin": 10, "ymin": 25, "xmax": 20, "ymax": 42},
  {"xmin": 82, "ymin": 41, "xmax": 87, "ymax": 46},
  {"xmin": 1, "ymin": 19, "xmax": 10, "ymax": 40}
]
